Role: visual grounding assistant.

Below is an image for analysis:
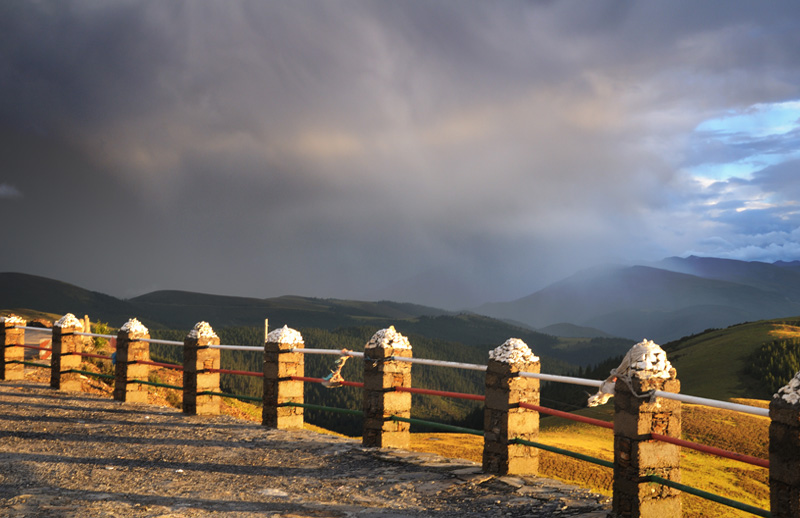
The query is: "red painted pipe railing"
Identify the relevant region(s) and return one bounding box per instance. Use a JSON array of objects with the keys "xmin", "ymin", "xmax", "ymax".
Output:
[
  {"xmin": 651, "ymin": 433, "xmax": 769, "ymax": 469},
  {"xmin": 19, "ymin": 344, "xmax": 51, "ymax": 351},
  {"xmin": 520, "ymin": 402, "xmax": 614, "ymax": 429}
]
